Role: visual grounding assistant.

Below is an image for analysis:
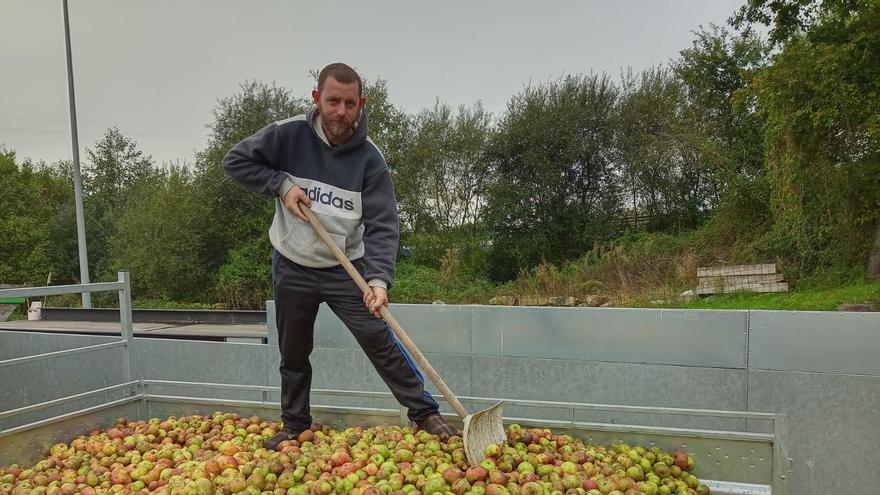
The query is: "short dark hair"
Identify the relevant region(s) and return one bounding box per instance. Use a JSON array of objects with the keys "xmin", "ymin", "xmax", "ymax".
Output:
[{"xmin": 317, "ymin": 63, "xmax": 363, "ymax": 97}]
